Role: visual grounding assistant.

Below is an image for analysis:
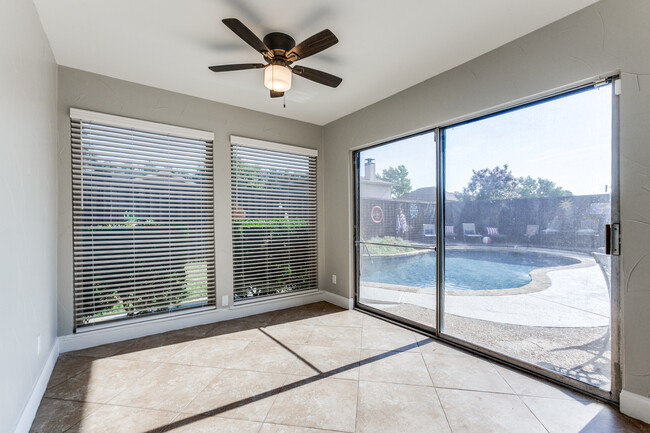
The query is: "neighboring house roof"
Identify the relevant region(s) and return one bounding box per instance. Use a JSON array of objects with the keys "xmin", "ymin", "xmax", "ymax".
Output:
[
  {"xmin": 400, "ymin": 186, "xmax": 458, "ymax": 202},
  {"xmin": 360, "ymin": 178, "xmax": 394, "ymax": 186}
]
